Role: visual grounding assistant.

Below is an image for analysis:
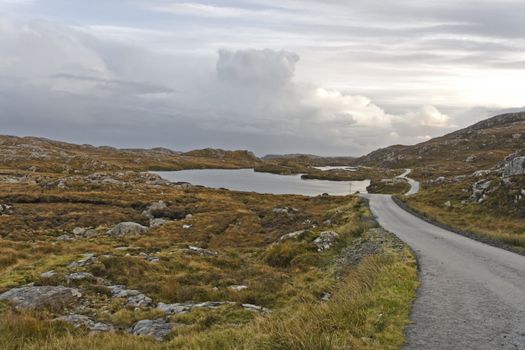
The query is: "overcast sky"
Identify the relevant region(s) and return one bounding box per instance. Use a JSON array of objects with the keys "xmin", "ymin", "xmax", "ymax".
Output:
[{"xmin": 1, "ymin": 0, "xmax": 524, "ymax": 156}]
